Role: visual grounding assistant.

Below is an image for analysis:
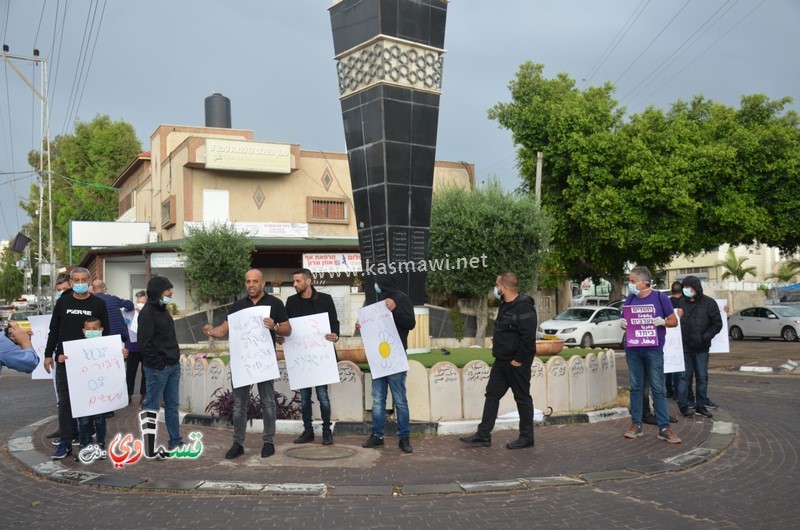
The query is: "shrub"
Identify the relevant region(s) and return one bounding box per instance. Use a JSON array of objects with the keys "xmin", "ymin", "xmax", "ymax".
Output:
[{"xmin": 205, "ymin": 387, "xmax": 302, "ymax": 421}]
